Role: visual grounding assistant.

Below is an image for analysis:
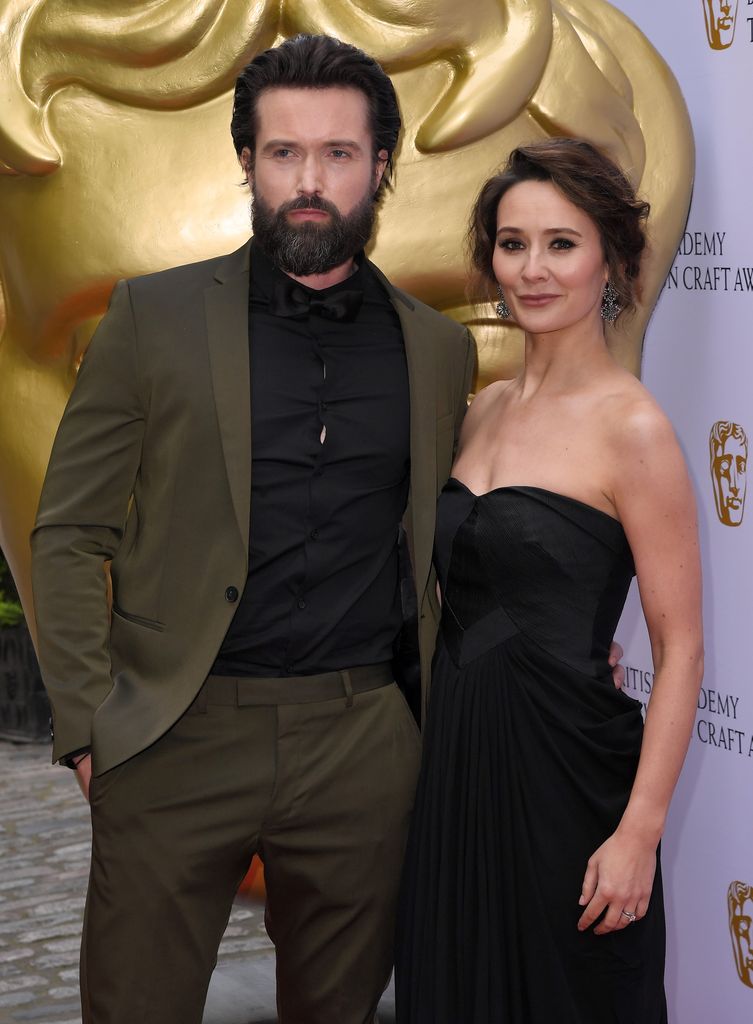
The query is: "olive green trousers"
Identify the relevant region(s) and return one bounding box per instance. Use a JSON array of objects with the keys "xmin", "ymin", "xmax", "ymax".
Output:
[{"xmin": 81, "ymin": 677, "xmax": 421, "ymax": 1024}]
